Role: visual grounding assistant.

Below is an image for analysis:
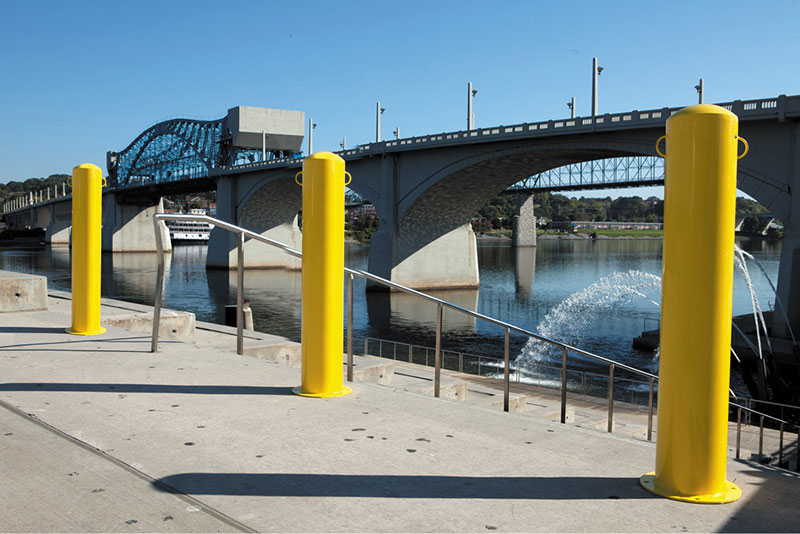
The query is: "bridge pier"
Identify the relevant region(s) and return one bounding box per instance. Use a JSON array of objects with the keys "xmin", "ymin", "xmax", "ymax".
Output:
[
  {"xmin": 44, "ymin": 202, "xmax": 72, "ymax": 244},
  {"xmin": 369, "ymin": 222, "xmax": 479, "ymax": 290},
  {"xmin": 774, "ymin": 231, "xmax": 800, "ymax": 338},
  {"xmin": 512, "ymin": 194, "xmax": 537, "ymax": 247},
  {"xmin": 207, "ymin": 174, "xmax": 301, "ymax": 269},
  {"xmin": 101, "ymin": 194, "xmax": 171, "ymax": 253}
]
